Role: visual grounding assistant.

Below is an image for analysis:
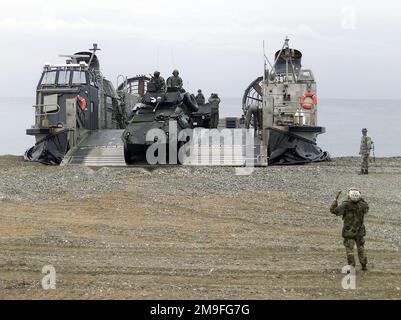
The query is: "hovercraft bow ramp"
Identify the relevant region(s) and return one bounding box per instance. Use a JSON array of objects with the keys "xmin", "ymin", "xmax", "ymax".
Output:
[
  {"xmin": 61, "ymin": 128, "xmax": 263, "ymax": 167},
  {"xmin": 61, "ymin": 130, "xmax": 126, "ymax": 166}
]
